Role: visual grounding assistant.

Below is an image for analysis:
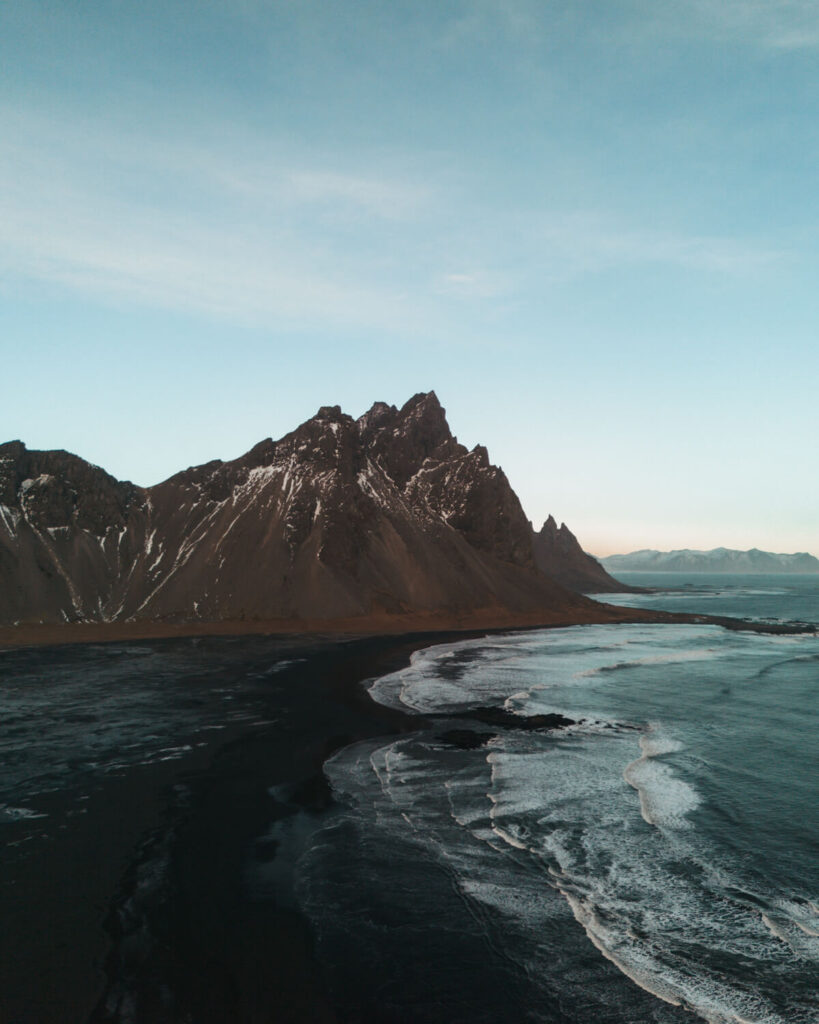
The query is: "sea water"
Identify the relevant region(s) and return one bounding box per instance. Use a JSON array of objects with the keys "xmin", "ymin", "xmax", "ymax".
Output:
[{"xmin": 299, "ymin": 576, "xmax": 818, "ymax": 1023}]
